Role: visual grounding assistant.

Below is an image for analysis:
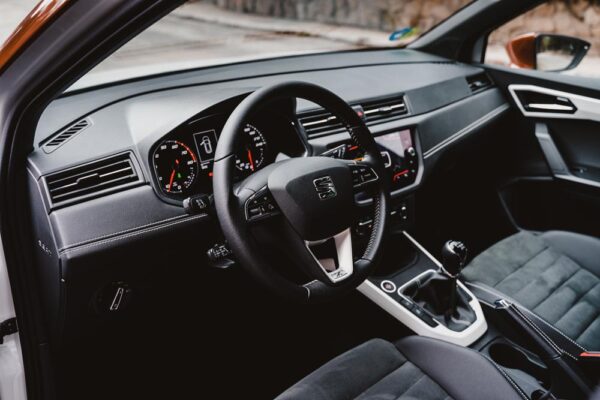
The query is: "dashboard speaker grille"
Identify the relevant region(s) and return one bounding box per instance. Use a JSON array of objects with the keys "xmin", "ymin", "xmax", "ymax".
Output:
[
  {"xmin": 45, "ymin": 153, "xmax": 141, "ymax": 206},
  {"xmin": 41, "ymin": 118, "xmax": 91, "ymax": 153}
]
